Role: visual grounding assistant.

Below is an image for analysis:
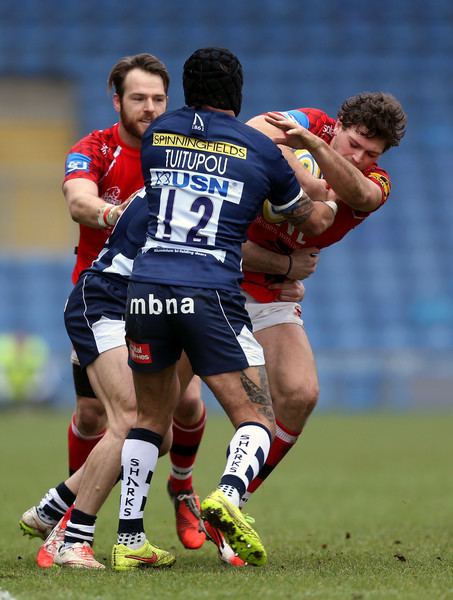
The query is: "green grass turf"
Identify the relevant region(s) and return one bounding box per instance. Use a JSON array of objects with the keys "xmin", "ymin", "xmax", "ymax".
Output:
[{"xmin": 1, "ymin": 410, "xmax": 452, "ymax": 600}]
